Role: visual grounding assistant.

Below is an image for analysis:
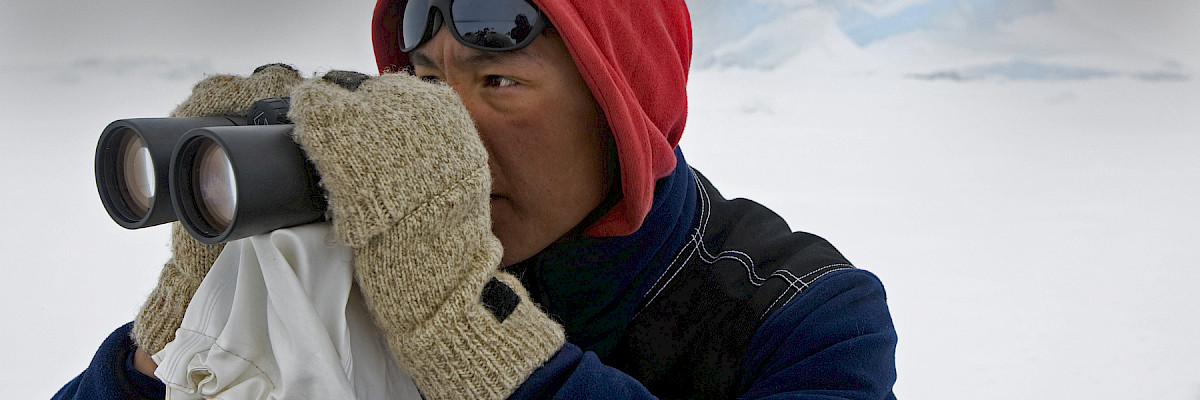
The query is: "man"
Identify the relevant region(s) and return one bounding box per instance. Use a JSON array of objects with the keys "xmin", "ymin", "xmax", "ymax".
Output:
[{"xmin": 56, "ymin": 1, "xmax": 897, "ymax": 399}]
